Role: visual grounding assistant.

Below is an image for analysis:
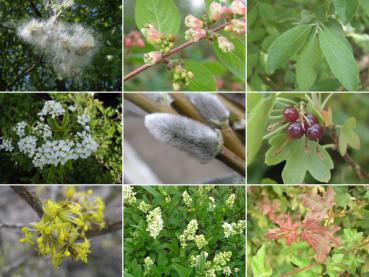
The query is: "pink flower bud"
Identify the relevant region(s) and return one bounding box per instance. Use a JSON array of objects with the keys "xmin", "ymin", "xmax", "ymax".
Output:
[
  {"xmin": 185, "ymin": 15, "xmax": 203, "ymax": 28},
  {"xmin": 230, "ymin": 0, "xmax": 246, "ymax": 16},
  {"xmin": 124, "ymin": 37, "xmax": 132, "ymax": 48},
  {"xmin": 209, "ymin": 2, "xmax": 224, "ymax": 22},
  {"xmin": 137, "ymin": 39, "xmax": 145, "ymax": 48},
  {"xmin": 218, "ymin": 36, "xmax": 234, "ymax": 53},
  {"xmin": 144, "ymin": 51, "xmax": 162, "ymax": 65},
  {"xmin": 185, "ymin": 28, "xmax": 206, "ymax": 42},
  {"xmin": 141, "ymin": 24, "xmax": 161, "ymax": 44},
  {"xmin": 223, "ymin": 6, "xmax": 233, "ymax": 16},
  {"xmin": 225, "ymin": 19, "xmax": 246, "ymax": 36}
]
